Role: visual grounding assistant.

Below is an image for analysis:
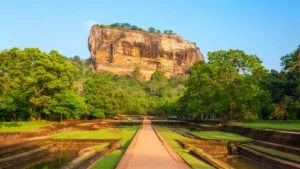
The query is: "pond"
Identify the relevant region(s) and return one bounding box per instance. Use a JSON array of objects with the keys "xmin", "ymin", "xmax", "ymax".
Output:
[{"xmin": 216, "ymin": 156, "xmax": 271, "ymax": 169}]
